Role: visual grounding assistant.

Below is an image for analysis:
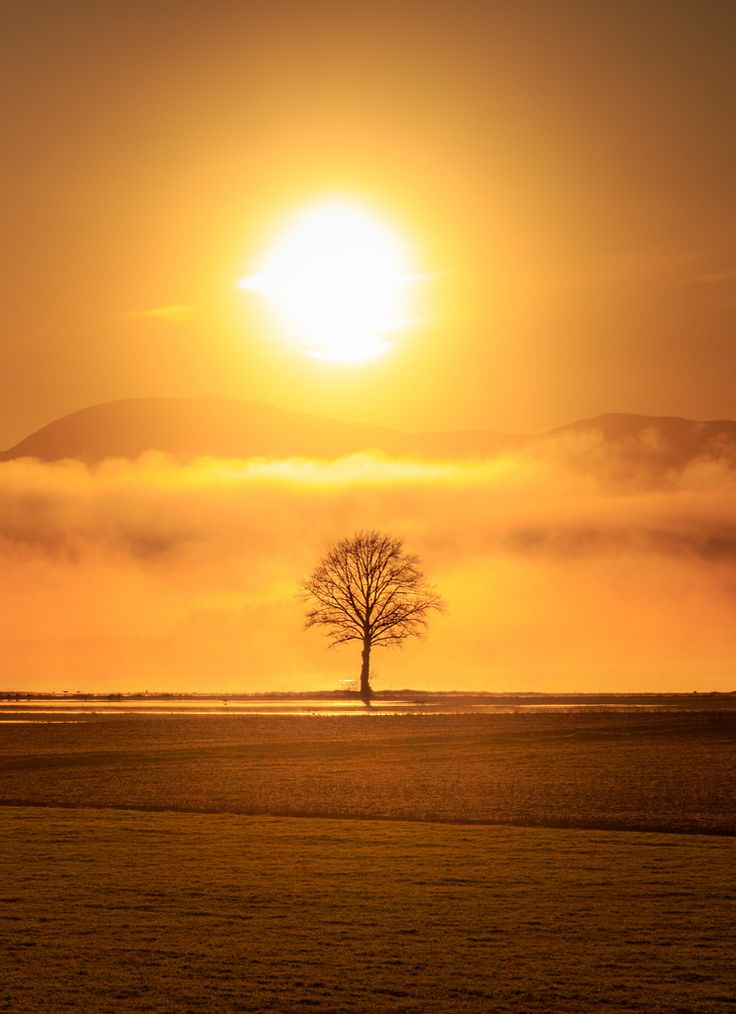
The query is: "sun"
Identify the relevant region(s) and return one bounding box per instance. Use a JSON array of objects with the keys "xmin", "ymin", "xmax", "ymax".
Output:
[{"xmin": 238, "ymin": 200, "xmax": 415, "ymax": 363}]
